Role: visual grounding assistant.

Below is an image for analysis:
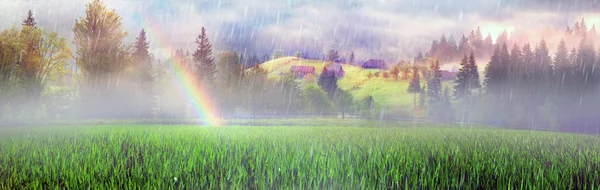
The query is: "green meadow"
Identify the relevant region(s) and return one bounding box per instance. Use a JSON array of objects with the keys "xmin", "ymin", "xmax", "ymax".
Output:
[
  {"xmin": 1, "ymin": 120, "xmax": 599, "ymax": 189},
  {"xmin": 261, "ymin": 57, "xmax": 455, "ymax": 113}
]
